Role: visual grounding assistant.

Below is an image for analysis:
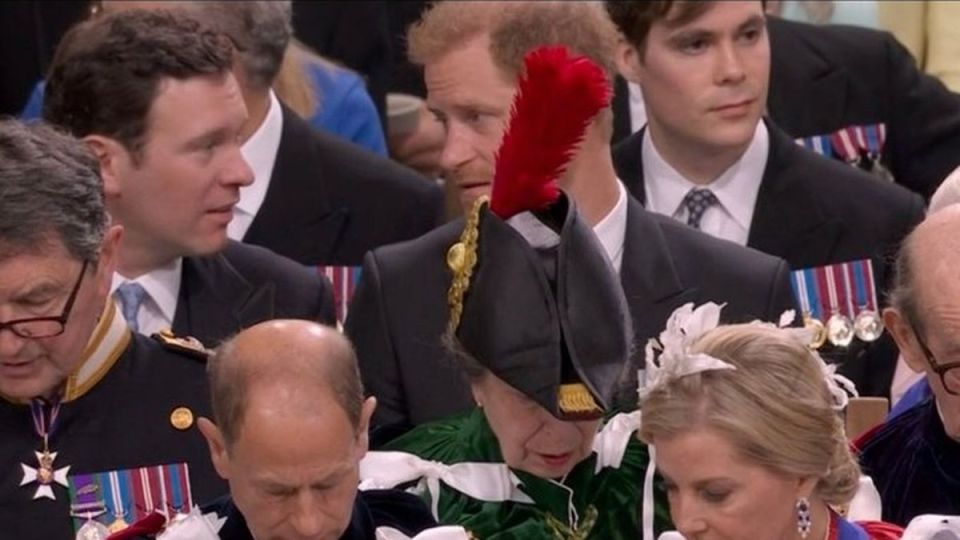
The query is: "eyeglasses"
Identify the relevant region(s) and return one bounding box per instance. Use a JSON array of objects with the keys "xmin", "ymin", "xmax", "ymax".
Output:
[
  {"xmin": 908, "ymin": 319, "xmax": 960, "ymax": 396},
  {"xmin": 0, "ymin": 261, "xmax": 90, "ymax": 339}
]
